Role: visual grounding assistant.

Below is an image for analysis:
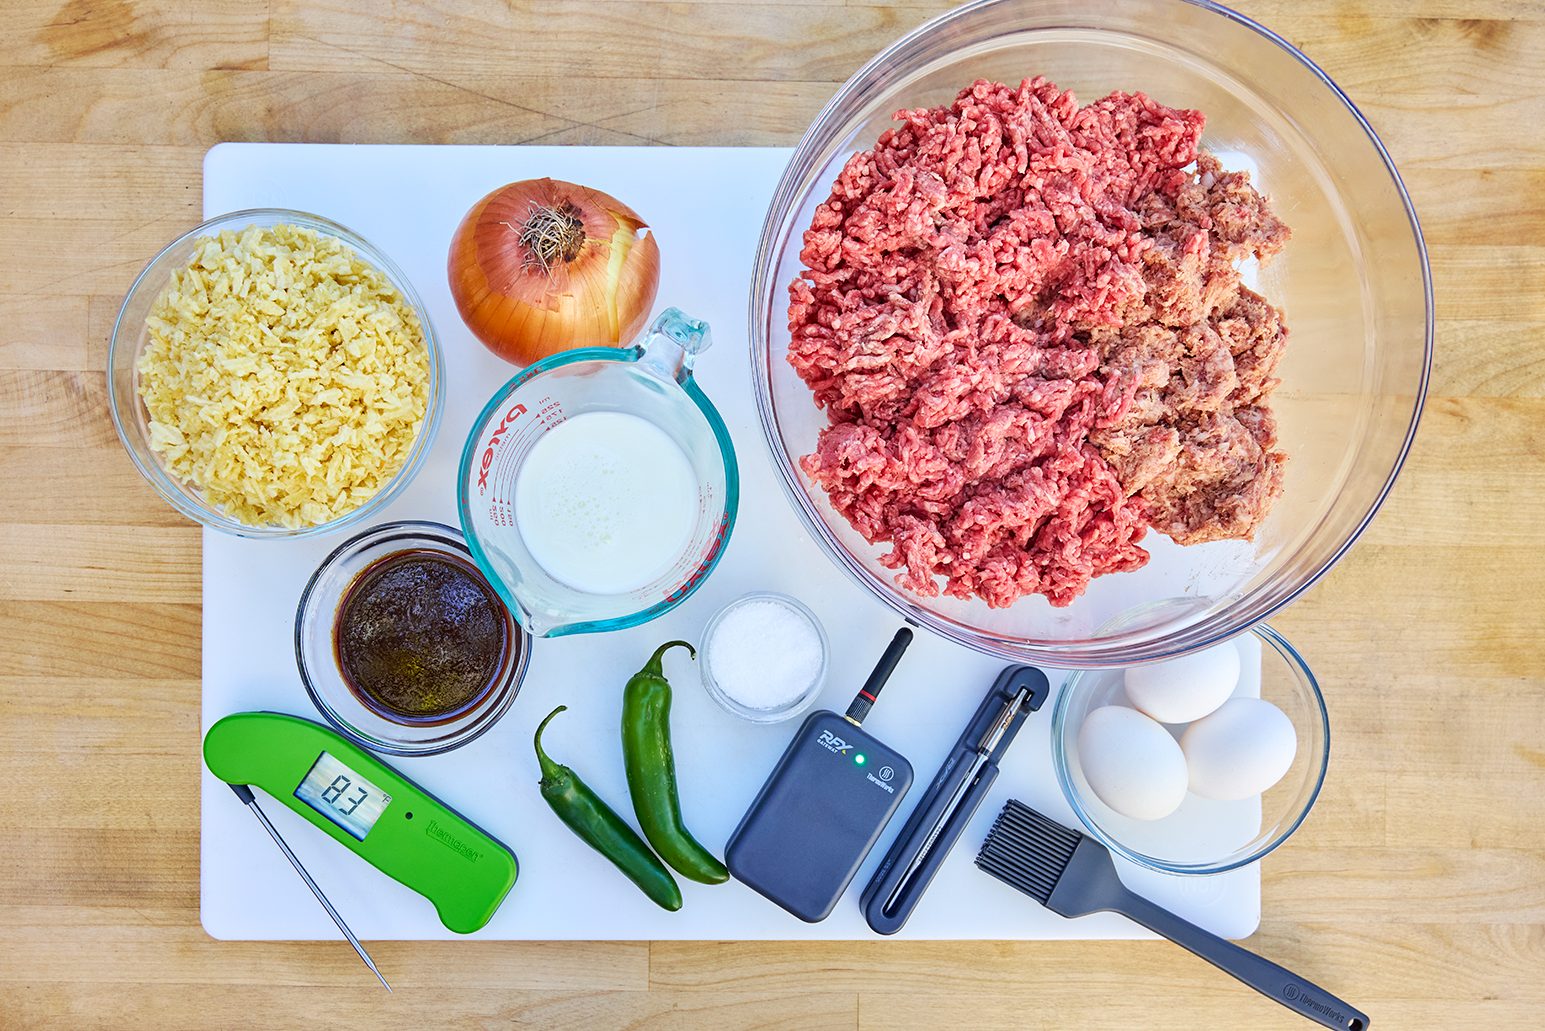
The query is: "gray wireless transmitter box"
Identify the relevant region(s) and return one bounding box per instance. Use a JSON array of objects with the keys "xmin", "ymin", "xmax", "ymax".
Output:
[{"xmin": 725, "ymin": 709, "xmax": 914, "ymax": 923}]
